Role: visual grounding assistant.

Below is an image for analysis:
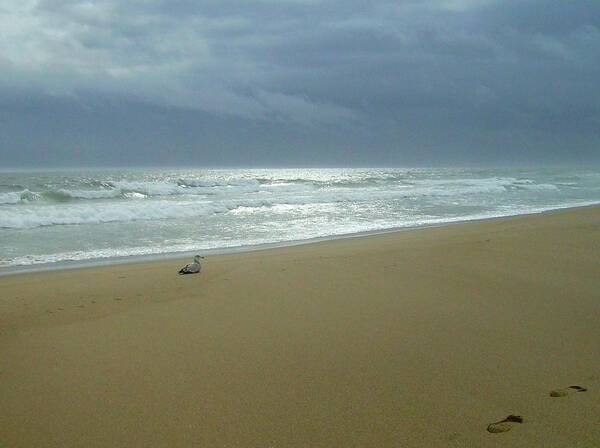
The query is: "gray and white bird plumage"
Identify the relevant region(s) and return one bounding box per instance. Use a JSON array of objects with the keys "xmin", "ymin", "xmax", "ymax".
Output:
[{"xmin": 179, "ymin": 255, "xmax": 204, "ymax": 274}]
